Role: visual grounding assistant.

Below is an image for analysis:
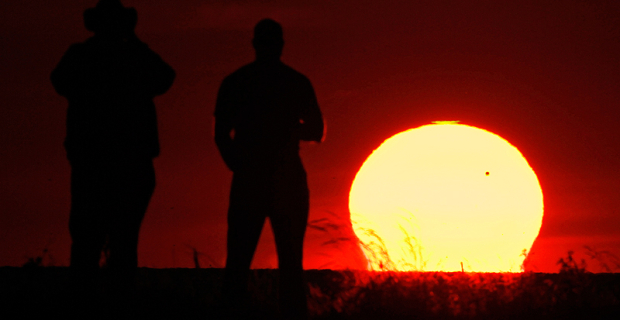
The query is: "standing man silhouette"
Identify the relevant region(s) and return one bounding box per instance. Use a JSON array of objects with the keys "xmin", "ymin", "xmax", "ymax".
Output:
[
  {"xmin": 51, "ymin": 0, "xmax": 175, "ymax": 287},
  {"xmin": 215, "ymin": 19, "xmax": 324, "ymax": 319}
]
